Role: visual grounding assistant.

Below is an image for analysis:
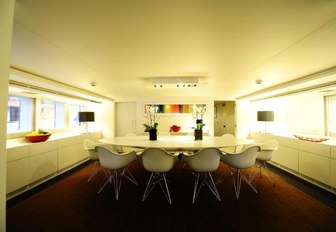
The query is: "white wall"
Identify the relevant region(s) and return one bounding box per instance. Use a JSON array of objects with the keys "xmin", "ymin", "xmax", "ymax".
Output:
[
  {"xmin": 0, "ymin": 1, "xmax": 15, "ymax": 230},
  {"xmin": 236, "ymin": 91, "xmax": 326, "ymax": 138},
  {"xmin": 89, "ymin": 100, "xmax": 115, "ymax": 138}
]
